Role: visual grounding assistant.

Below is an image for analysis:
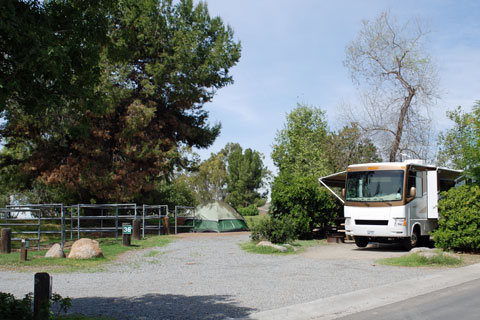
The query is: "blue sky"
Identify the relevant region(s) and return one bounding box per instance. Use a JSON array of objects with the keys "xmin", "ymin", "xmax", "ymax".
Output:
[{"xmin": 195, "ymin": 0, "xmax": 480, "ymax": 174}]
